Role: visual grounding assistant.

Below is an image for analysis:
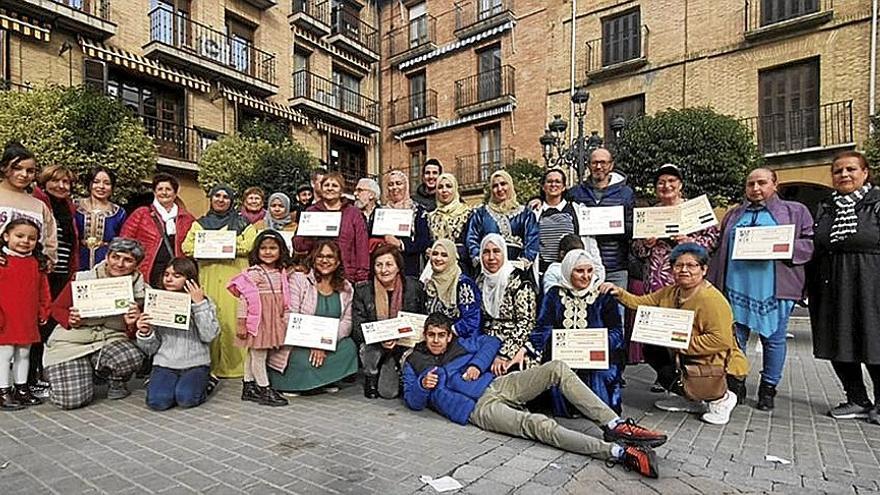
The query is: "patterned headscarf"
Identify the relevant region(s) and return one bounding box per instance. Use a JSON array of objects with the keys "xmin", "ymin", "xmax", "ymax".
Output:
[
  {"xmin": 264, "ymin": 192, "xmax": 293, "ymax": 231},
  {"xmin": 487, "ymin": 170, "xmax": 520, "ymax": 215},
  {"xmin": 383, "ymin": 170, "xmax": 413, "ymax": 209},
  {"xmin": 560, "ymin": 248, "xmax": 605, "ymax": 303},
  {"xmin": 426, "ymin": 239, "xmax": 462, "ymax": 308},
  {"xmin": 479, "ymin": 233, "xmax": 514, "ymax": 319}
]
